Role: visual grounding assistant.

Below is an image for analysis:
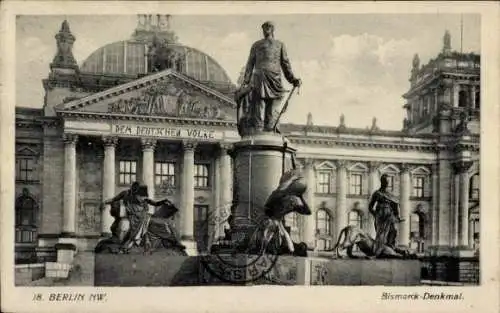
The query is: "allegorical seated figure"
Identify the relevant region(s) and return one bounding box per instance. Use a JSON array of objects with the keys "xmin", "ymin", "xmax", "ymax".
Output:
[
  {"xmin": 95, "ymin": 182, "xmax": 185, "ymax": 255},
  {"xmin": 260, "ymin": 154, "xmax": 311, "ymax": 256},
  {"xmin": 235, "ymin": 21, "xmax": 301, "ymax": 136}
]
